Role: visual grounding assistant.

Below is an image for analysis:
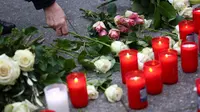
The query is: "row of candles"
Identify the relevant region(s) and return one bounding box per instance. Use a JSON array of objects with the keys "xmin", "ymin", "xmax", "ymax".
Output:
[
  {"xmin": 42, "ymin": 8, "xmax": 200, "ymax": 112},
  {"xmin": 43, "ymin": 37, "xmax": 198, "ymax": 111}
]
